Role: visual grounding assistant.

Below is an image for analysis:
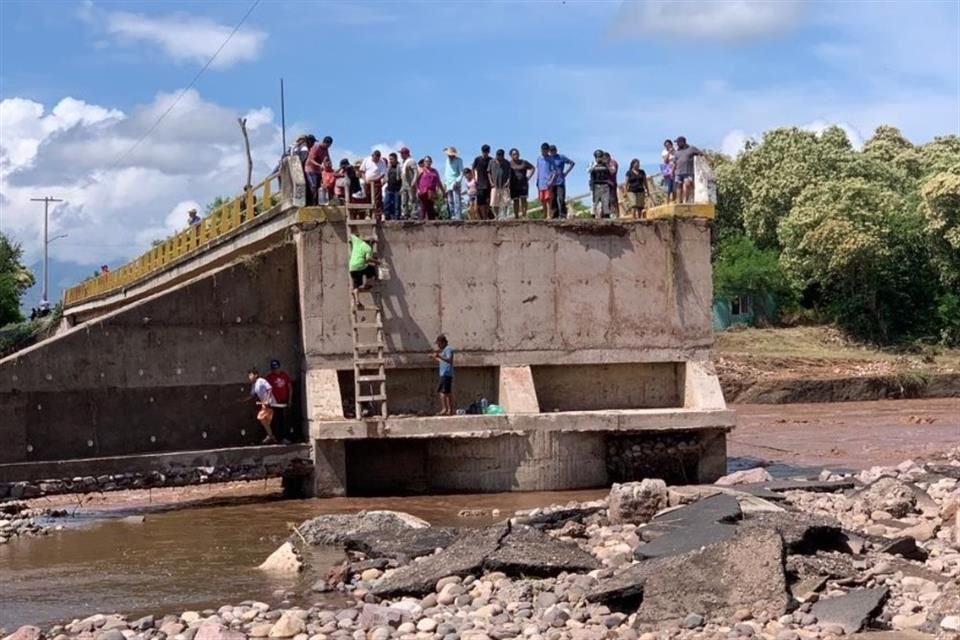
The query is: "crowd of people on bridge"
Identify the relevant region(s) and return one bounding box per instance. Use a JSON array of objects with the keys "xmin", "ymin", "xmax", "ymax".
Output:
[{"xmin": 284, "ymin": 134, "xmax": 705, "ymax": 221}]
